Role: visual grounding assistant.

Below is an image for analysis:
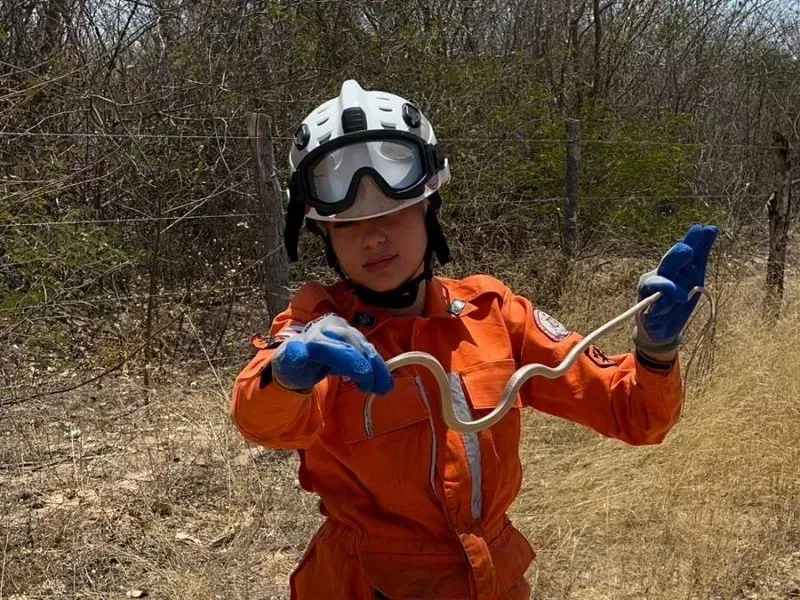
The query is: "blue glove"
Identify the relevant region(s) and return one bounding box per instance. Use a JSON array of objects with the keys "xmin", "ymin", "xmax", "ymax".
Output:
[
  {"xmin": 634, "ymin": 224, "xmax": 719, "ymax": 353},
  {"xmin": 271, "ymin": 314, "xmax": 394, "ymax": 395}
]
